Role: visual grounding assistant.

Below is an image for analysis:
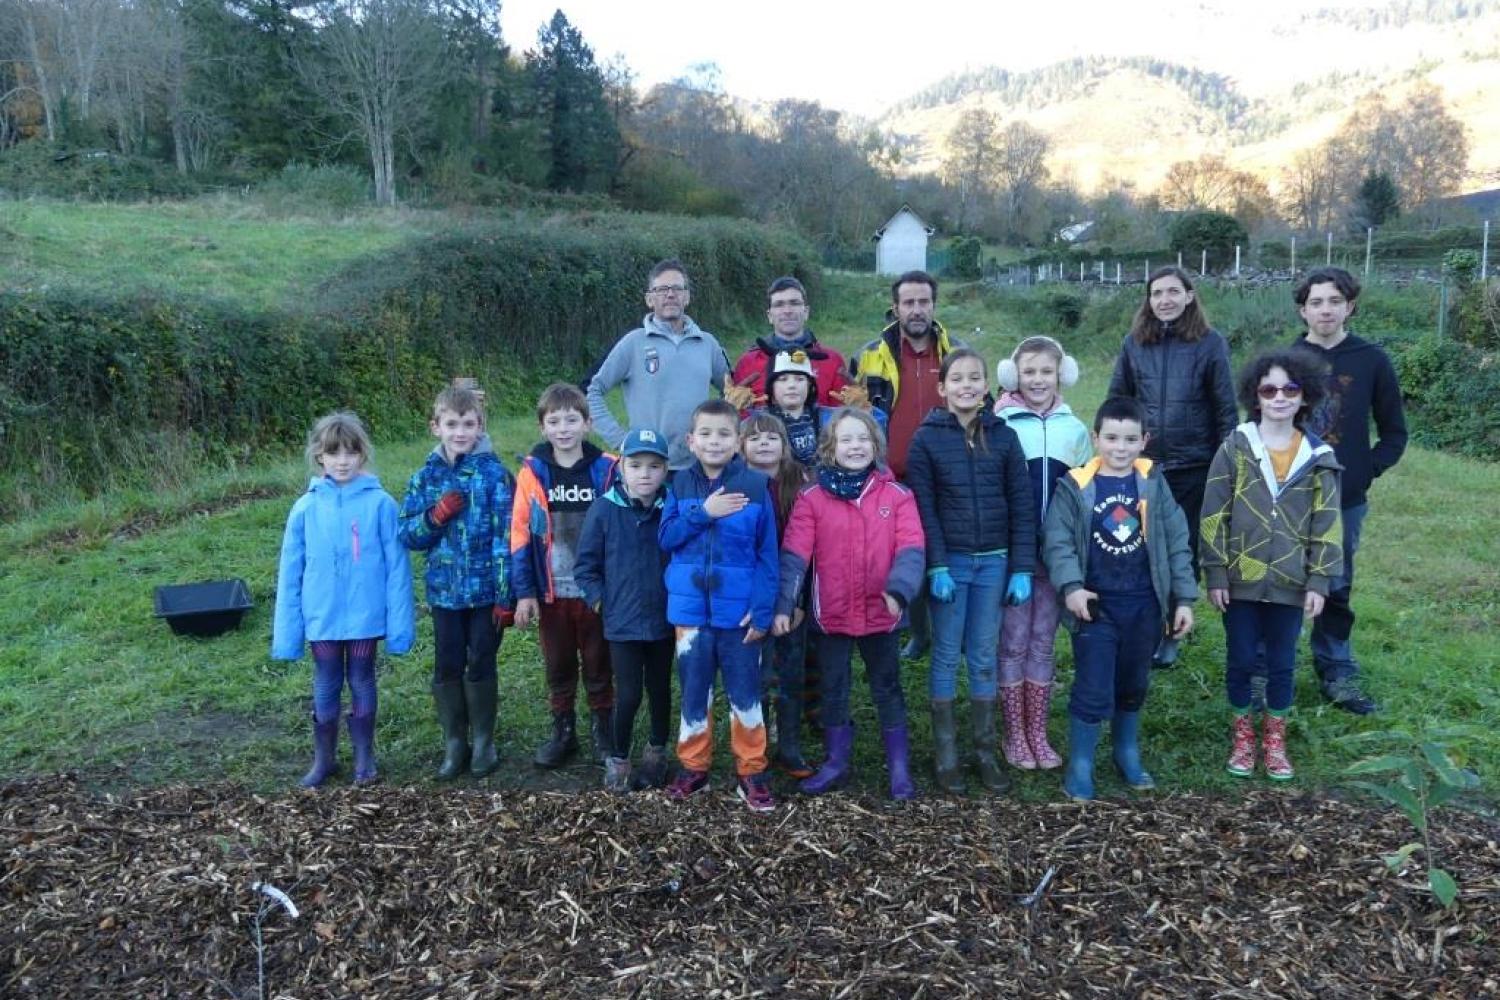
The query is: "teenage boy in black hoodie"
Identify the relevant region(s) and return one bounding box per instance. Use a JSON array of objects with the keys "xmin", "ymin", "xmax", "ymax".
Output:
[{"xmin": 1290, "ymin": 267, "xmax": 1407, "ymax": 714}]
